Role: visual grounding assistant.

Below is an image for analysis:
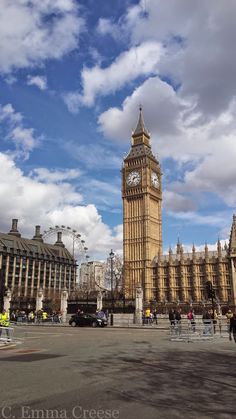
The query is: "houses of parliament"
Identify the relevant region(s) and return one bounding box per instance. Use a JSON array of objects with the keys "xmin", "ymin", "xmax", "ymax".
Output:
[{"xmin": 122, "ymin": 108, "xmax": 236, "ymax": 306}]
